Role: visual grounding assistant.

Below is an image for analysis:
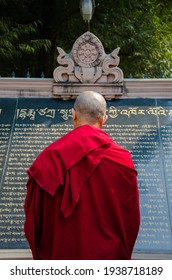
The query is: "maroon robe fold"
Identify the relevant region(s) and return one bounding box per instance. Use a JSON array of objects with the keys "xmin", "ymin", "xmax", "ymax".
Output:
[{"xmin": 24, "ymin": 125, "xmax": 140, "ymax": 260}]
